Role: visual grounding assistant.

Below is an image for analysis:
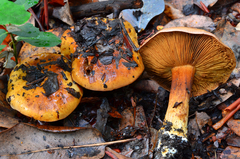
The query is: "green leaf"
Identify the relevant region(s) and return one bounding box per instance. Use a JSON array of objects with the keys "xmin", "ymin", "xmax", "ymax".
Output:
[
  {"xmin": 0, "ymin": 29, "xmax": 8, "ymax": 45},
  {"xmin": 0, "ymin": 1, "xmax": 31, "ymax": 25},
  {"xmin": 7, "ymin": 23, "xmax": 40, "ymax": 37},
  {"xmin": 17, "ymin": 32, "xmax": 61, "ymax": 47},
  {"xmin": 0, "ymin": 45, "xmax": 6, "ymax": 51},
  {"xmin": 15, "ymin": 0, "xmax": 38, "ymax": 10}
]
